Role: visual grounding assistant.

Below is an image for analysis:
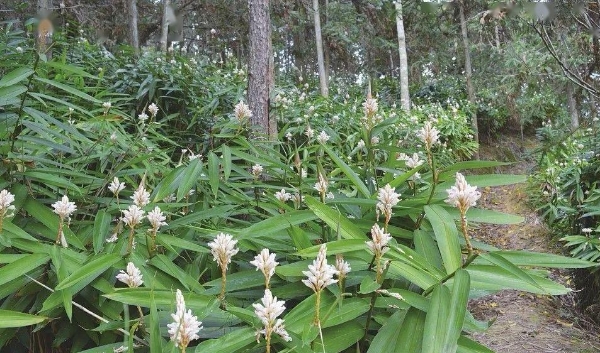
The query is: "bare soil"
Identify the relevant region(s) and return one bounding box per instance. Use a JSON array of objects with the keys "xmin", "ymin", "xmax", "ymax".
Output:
[{"xmin": 468, "ymin": 136, "xmax": 600, "ymax": 353}]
